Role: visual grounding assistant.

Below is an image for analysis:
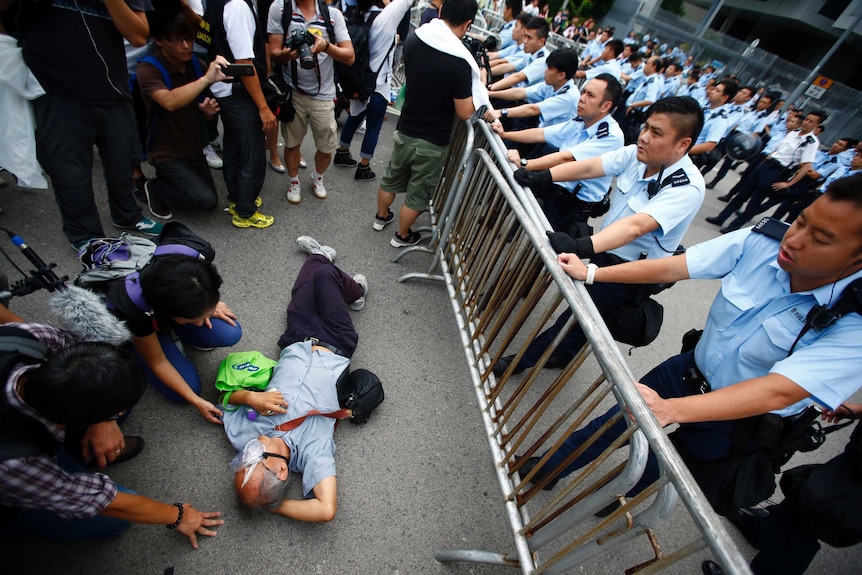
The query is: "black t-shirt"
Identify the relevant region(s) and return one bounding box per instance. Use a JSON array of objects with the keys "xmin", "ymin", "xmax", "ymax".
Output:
[
  {"xmin": 398, "ymin": 33, "xmax": 472, "ymax": 147},
  {"xmin": 21, "ymin": 0, "xmax": 153, "ymax": 105}
]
